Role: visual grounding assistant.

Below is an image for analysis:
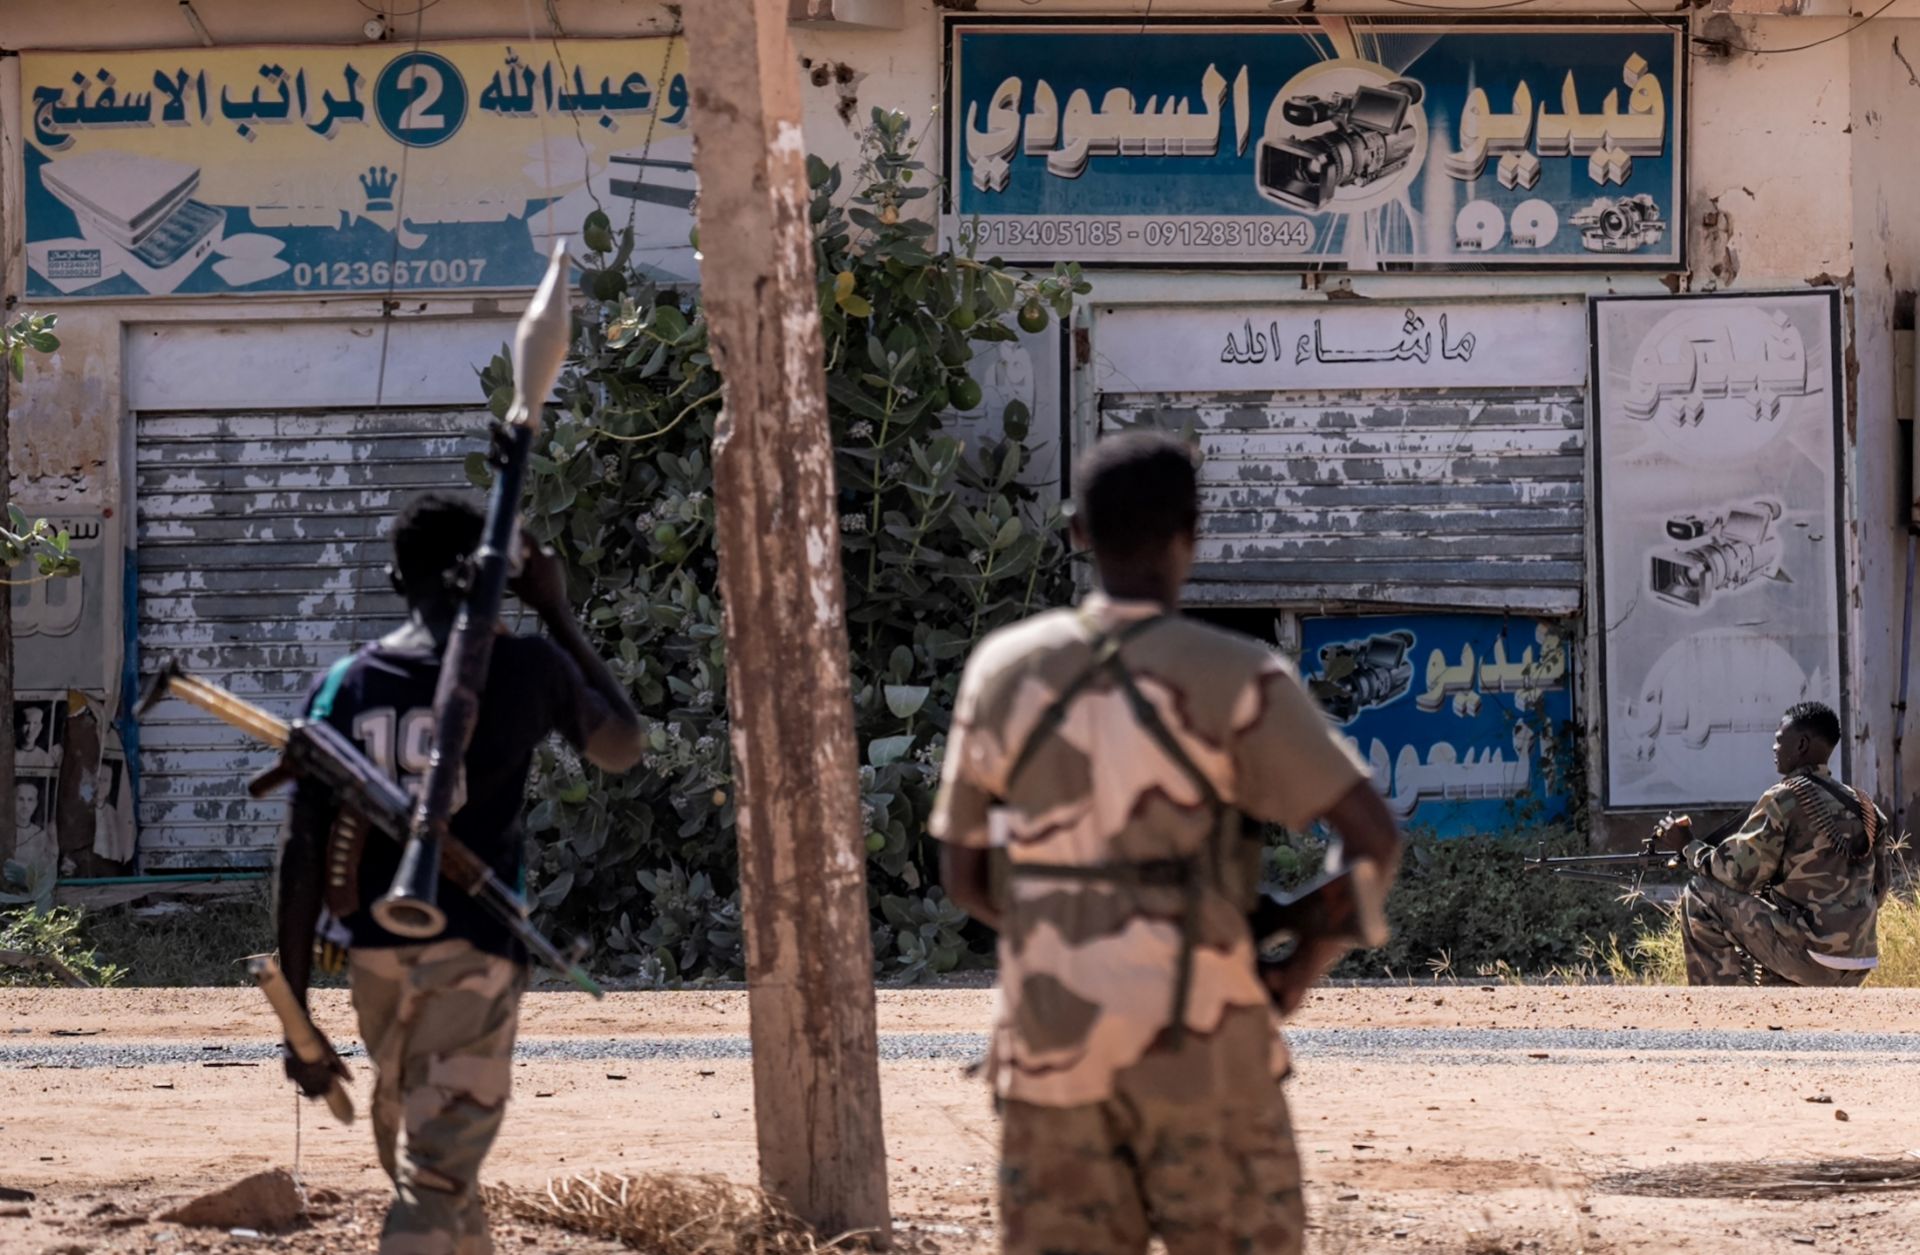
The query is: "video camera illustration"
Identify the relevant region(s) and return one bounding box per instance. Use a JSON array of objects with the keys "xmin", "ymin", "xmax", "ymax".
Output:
[
  {"xmin": 1572, "ymin": 194, "xmax": 1665, "ymax": 254},
  {"xmin": 1257, "ymin": 78, "xmax": 1425, "ymax": 213},
  {"xmin": 1648, "ymin": 500, "xmax": 1786, "ymax": 610},
  {"xmin": 1308, "ymin": 630, "xmax": 1415, "ymax": 724}
]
